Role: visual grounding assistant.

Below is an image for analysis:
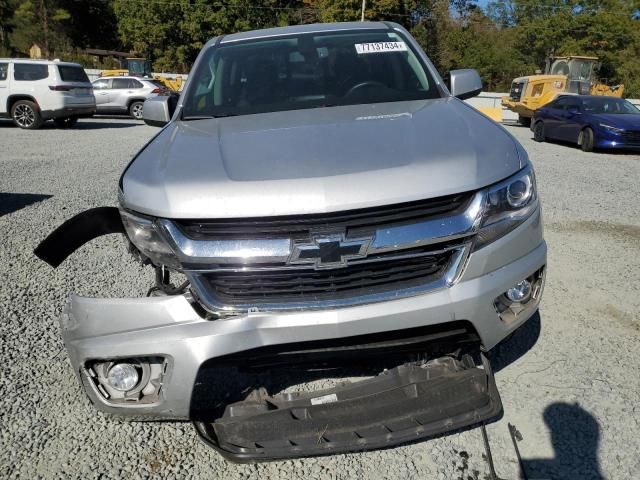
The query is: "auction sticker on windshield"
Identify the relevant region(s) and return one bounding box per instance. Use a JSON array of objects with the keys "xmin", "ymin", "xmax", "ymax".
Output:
[{"xmin": 355, "ymin": 41, "xmax": 408, "ymax": 54}]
